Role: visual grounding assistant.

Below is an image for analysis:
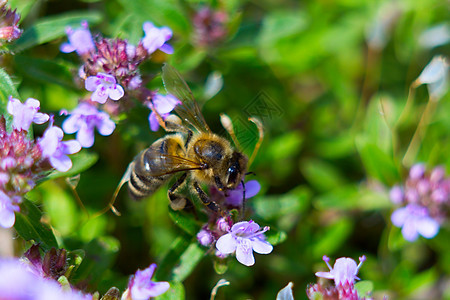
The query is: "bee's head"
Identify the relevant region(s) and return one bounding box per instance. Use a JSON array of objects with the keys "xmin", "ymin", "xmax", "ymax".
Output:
[{"xmin": 224, "ymin": 151, "xmax": 248, "ymax": 190}]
